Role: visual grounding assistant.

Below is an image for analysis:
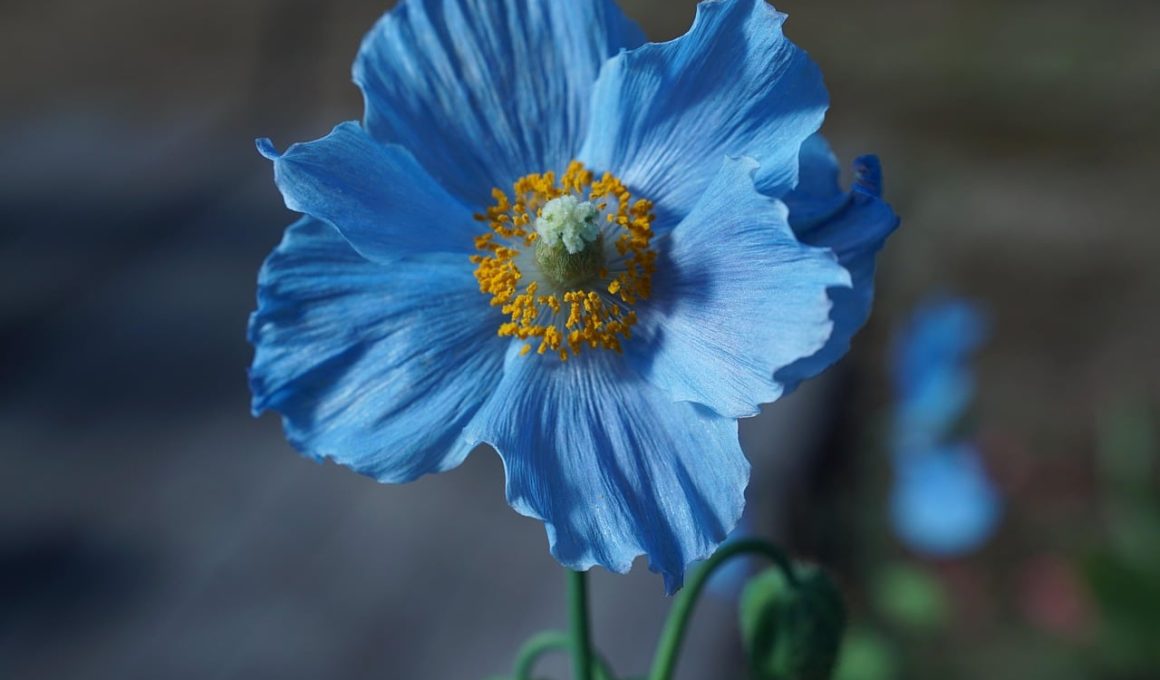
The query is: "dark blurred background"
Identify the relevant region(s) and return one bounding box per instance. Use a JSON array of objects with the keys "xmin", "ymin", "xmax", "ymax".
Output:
[{"xmin": 3, "ymin": 0, "xmax": 1158, "ymax": 678}]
